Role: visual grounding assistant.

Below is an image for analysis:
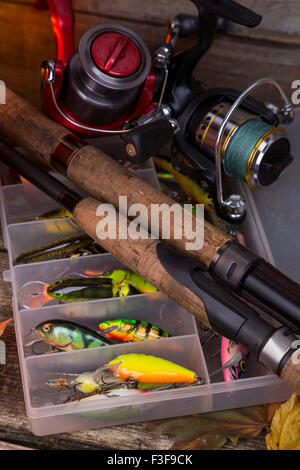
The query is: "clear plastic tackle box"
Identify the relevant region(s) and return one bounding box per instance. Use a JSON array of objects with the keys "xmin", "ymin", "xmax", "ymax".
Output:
[{"xmin": 0, "ymin": 161, "xmax": 293, "ymax": 436}]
